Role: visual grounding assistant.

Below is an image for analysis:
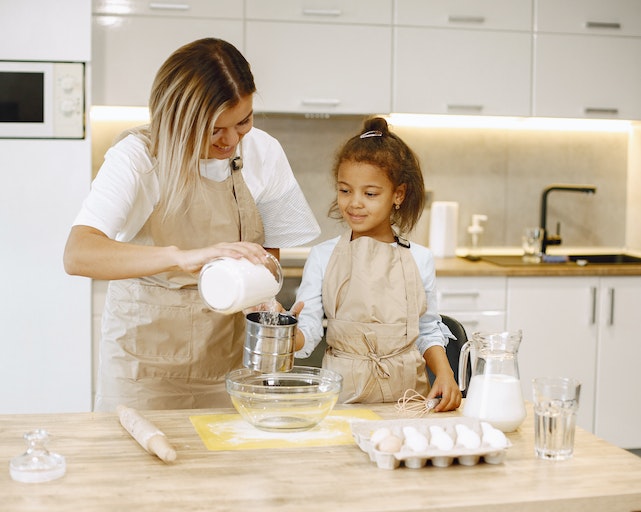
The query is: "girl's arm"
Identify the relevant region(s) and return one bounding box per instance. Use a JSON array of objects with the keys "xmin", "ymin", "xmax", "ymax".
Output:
[
  {"xmin": 292, "ymin": 243, "xmax": 331, "ymax": 357},
  {"xmin": 424, "ymin": 346, "xmax": 462, "ymax": 412}
]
